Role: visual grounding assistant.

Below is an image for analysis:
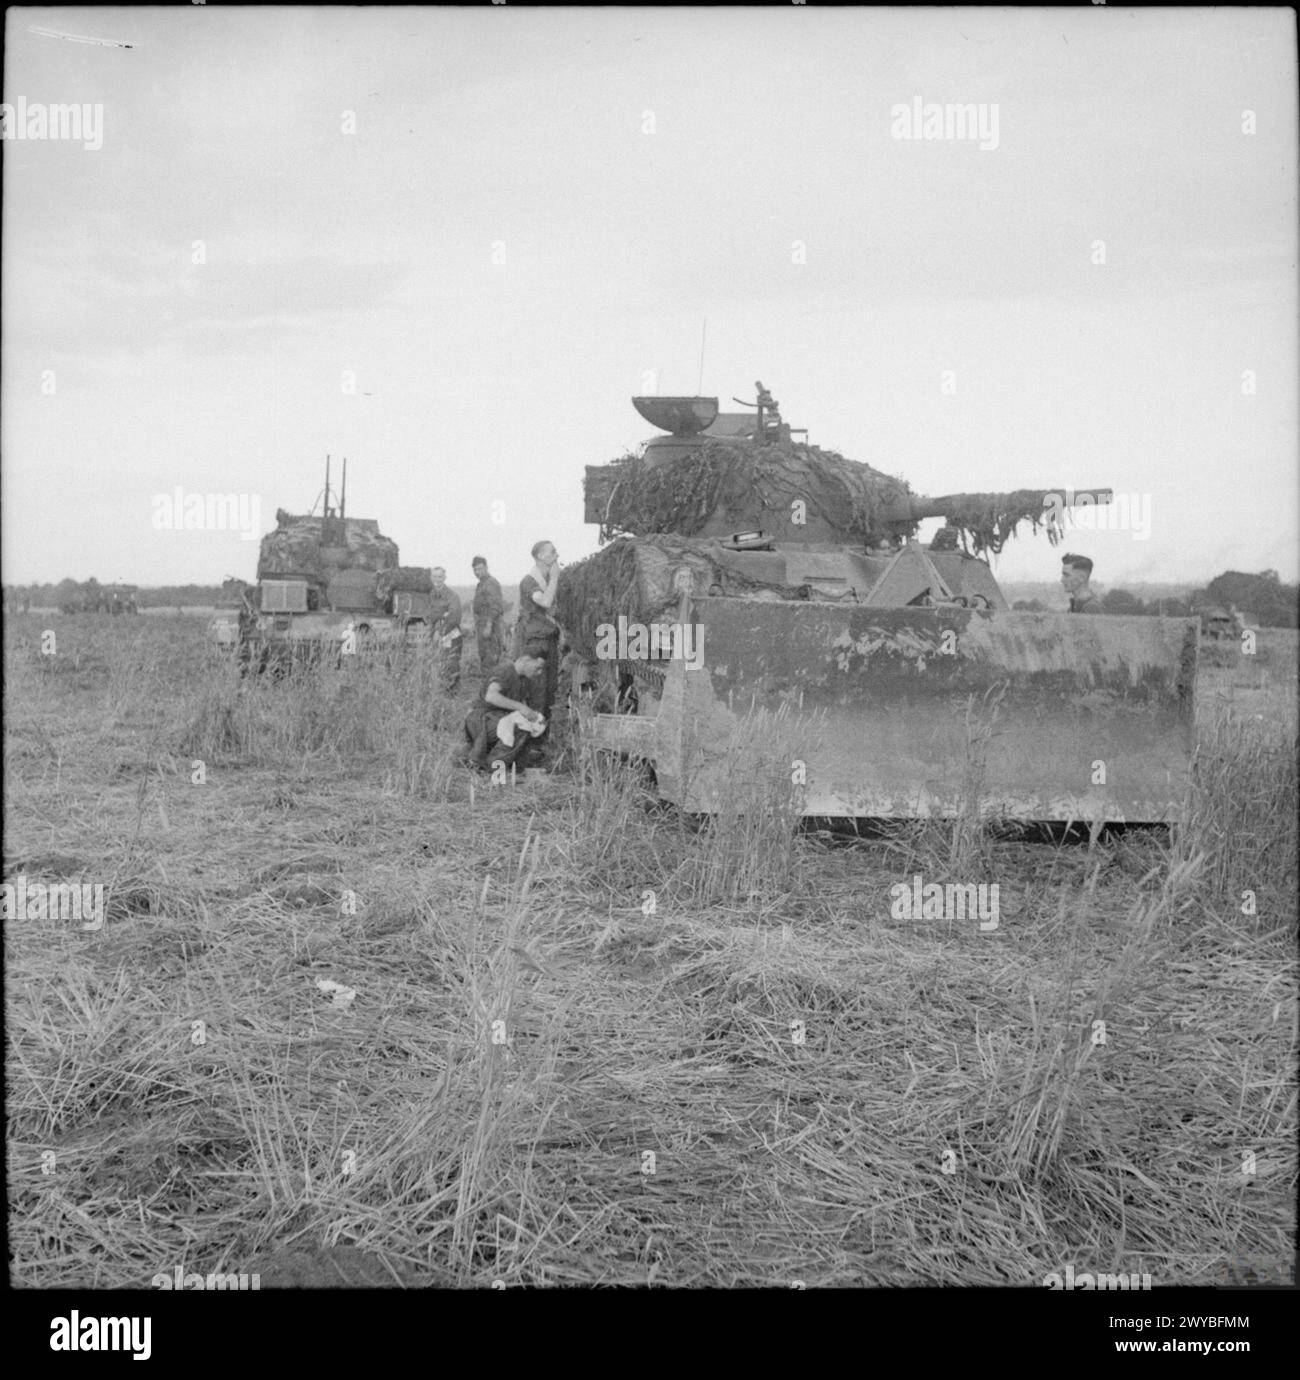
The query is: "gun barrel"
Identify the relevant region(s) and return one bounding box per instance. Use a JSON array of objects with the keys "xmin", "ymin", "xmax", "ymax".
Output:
[{"xmin": 887, "ymin": 488, "xmax": 1114, "ymax": 524}]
